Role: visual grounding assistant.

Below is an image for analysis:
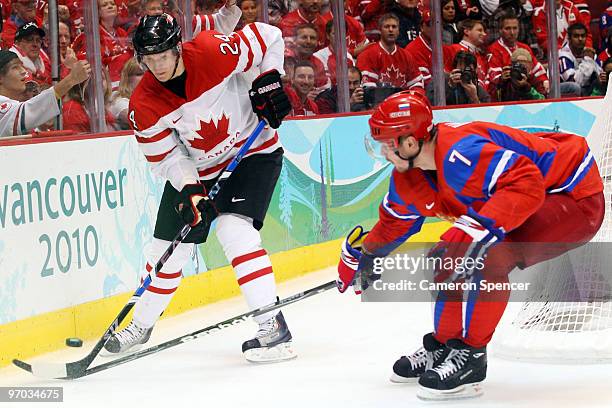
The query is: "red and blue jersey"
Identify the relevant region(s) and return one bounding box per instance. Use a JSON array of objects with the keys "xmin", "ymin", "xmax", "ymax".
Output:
[{"xmin": 364, "ymin": 122, "xmax": 603, "ymax": 254}]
